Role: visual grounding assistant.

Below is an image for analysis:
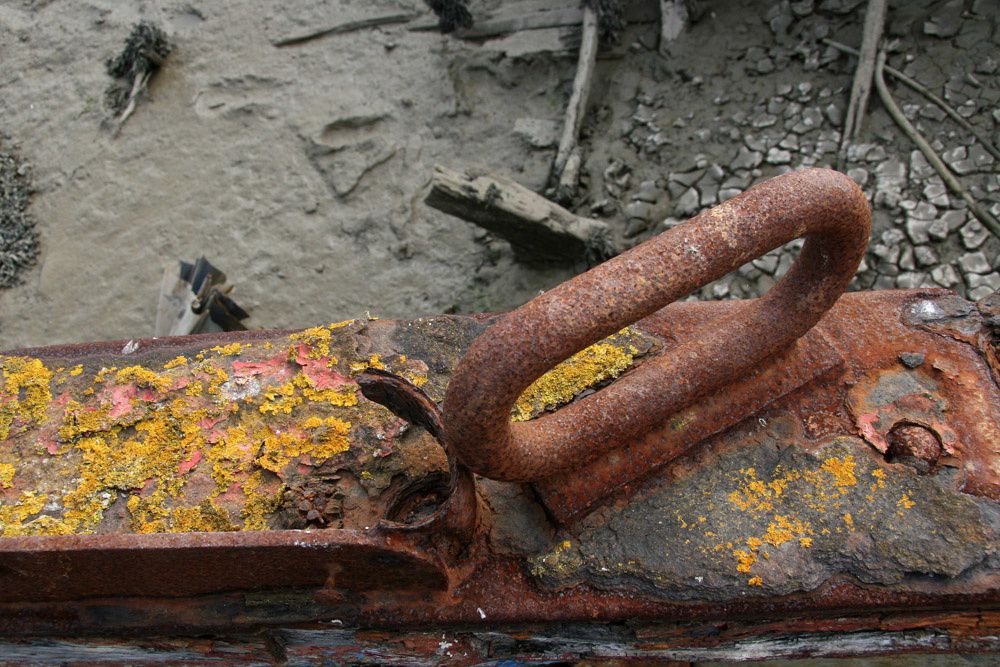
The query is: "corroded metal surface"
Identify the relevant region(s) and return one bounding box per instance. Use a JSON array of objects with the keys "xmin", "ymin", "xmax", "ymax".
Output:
[{"xmin": 443, "ymin": 168, "xmax": 871, "ymax": 482}]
